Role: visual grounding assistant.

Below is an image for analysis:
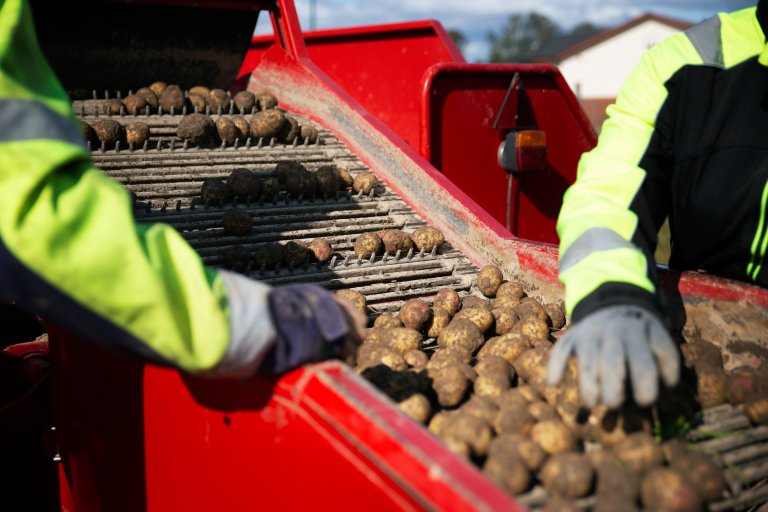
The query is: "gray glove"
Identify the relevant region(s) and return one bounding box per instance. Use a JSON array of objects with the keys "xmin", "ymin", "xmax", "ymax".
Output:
[{"xmin": 546, "ymin": 304, "xmax": 680, "ymax": 408}]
